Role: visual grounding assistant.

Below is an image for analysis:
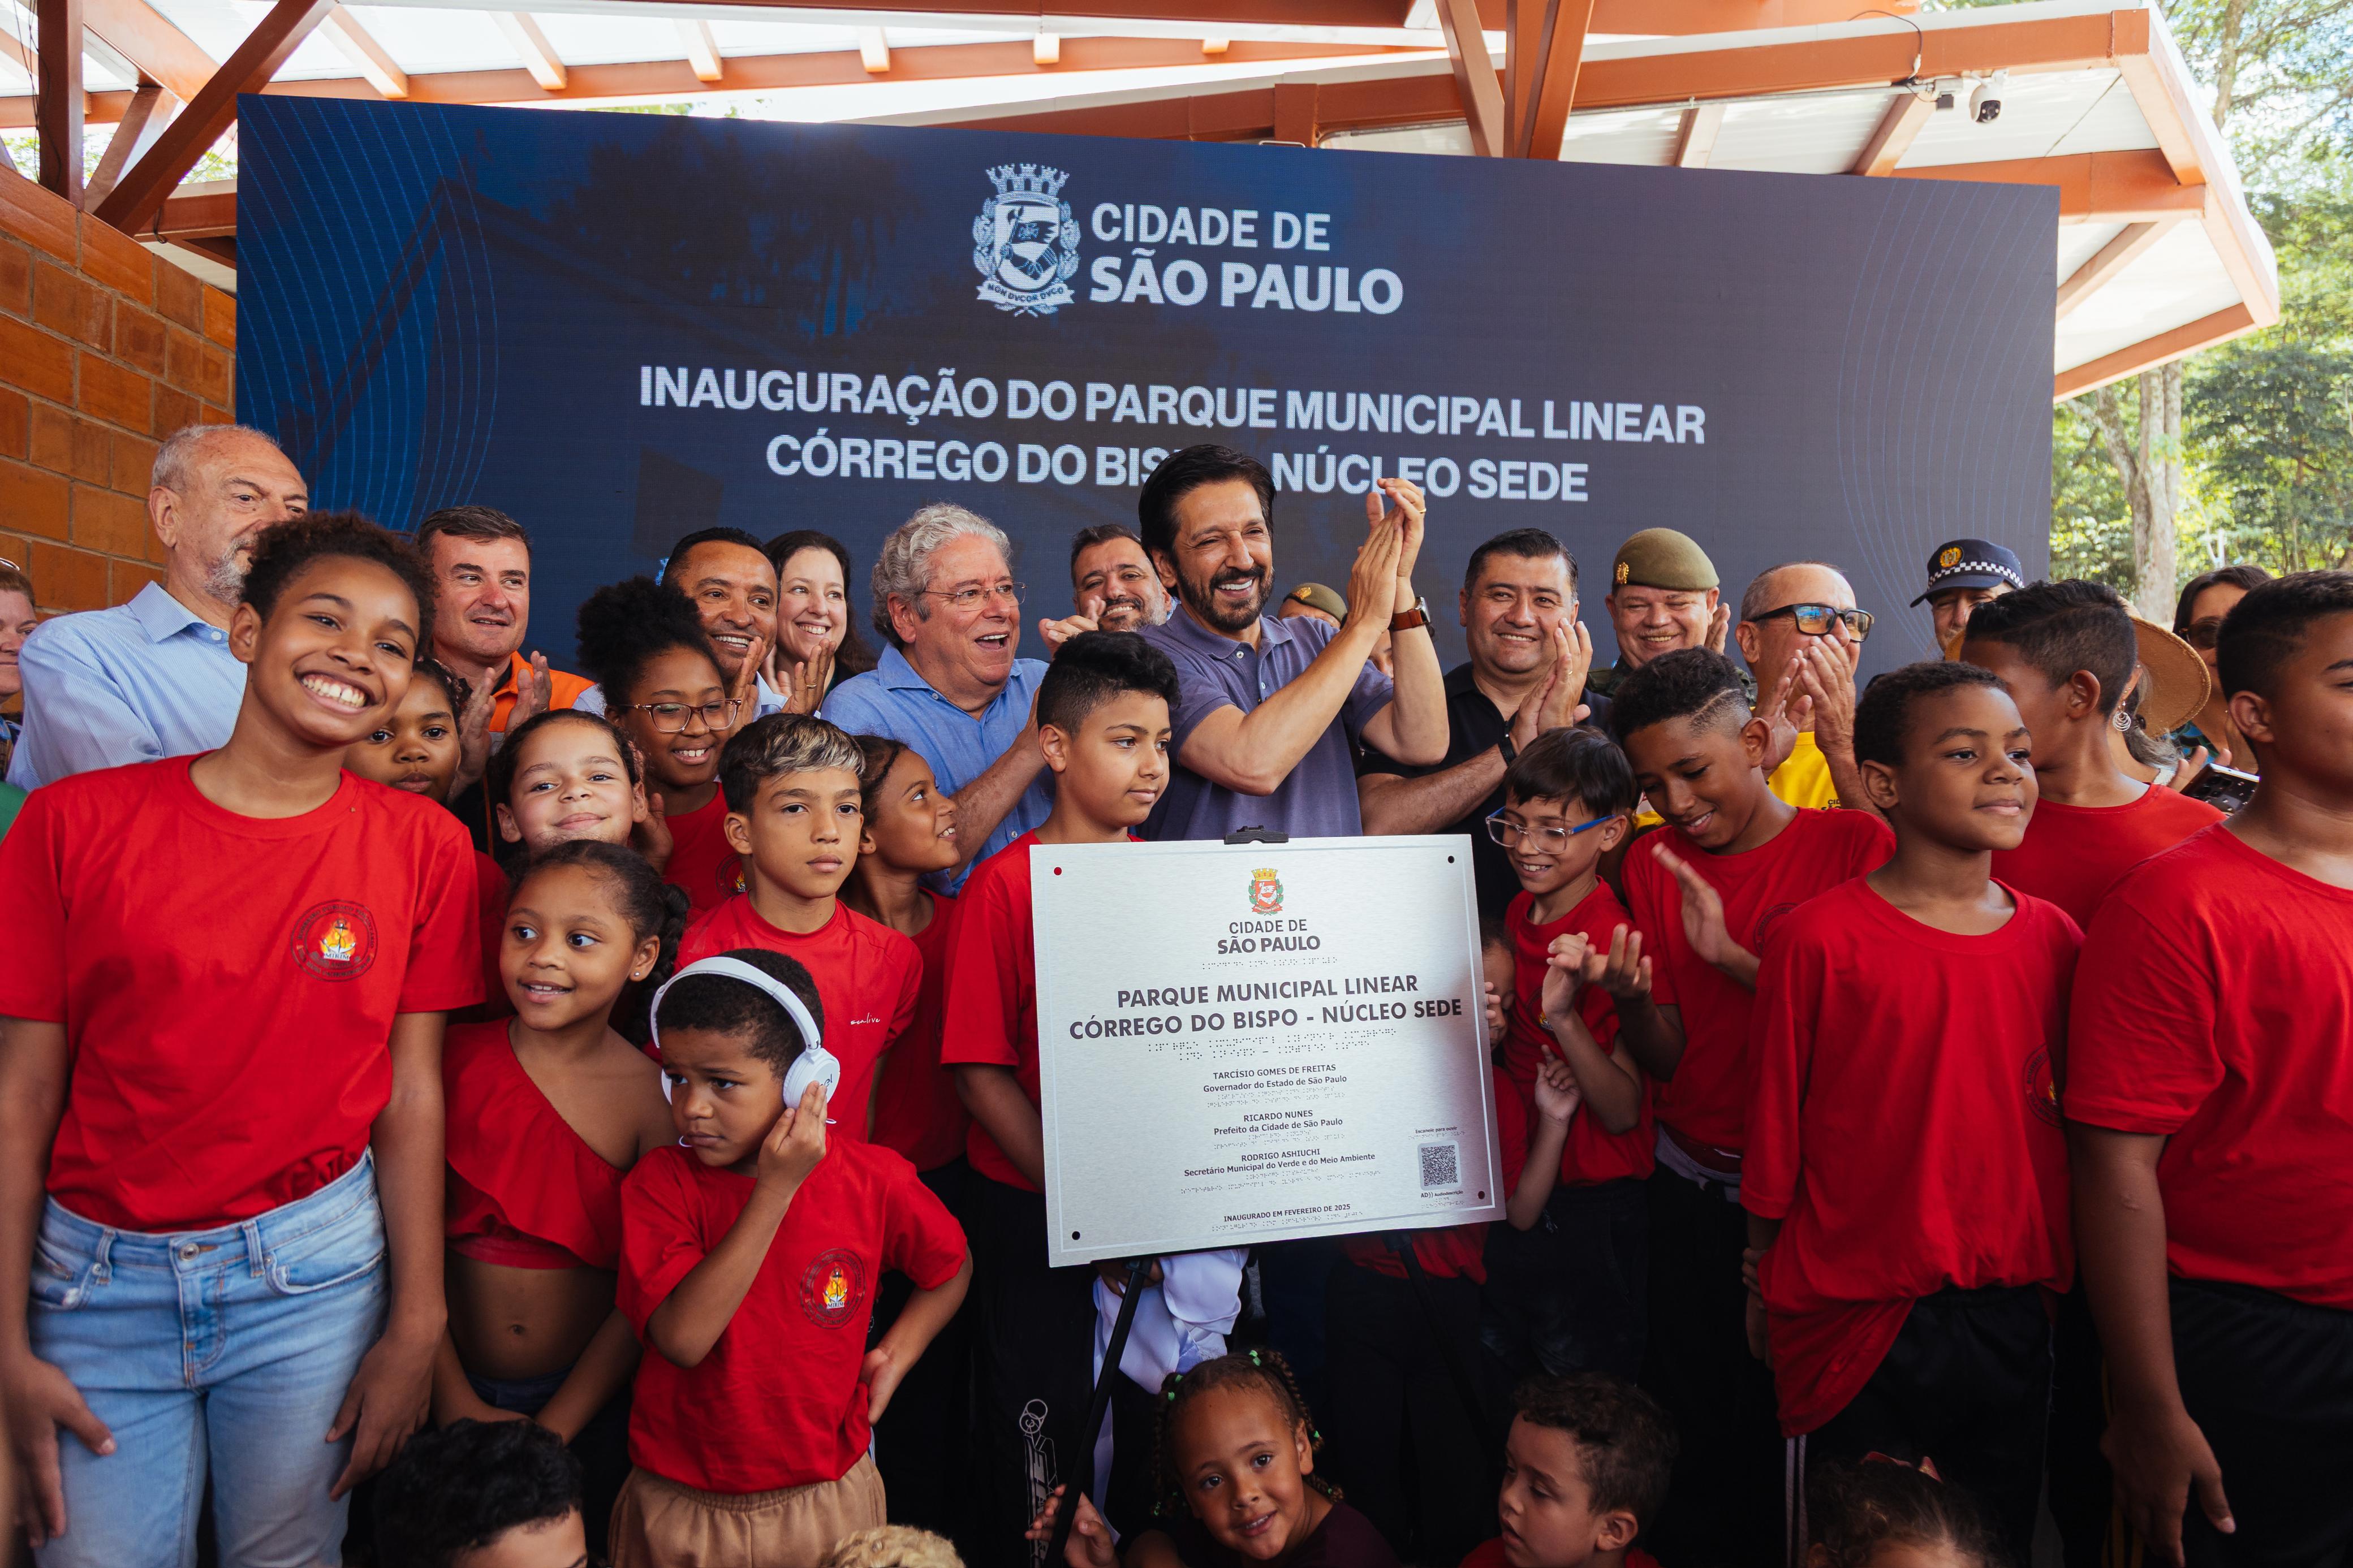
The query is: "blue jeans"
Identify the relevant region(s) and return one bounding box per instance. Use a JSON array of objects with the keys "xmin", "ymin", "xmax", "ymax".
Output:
[{"xmin": 28, "ymin": 1154, "xmax": 388, "ymax": 1568}]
